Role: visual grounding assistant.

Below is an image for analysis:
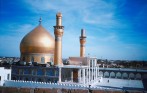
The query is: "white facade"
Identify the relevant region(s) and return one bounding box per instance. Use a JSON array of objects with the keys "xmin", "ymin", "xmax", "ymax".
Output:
[
  {"xmin": 0, "ymin": 67, "xmax": 11, "ymax": 86},
  {"xmin": 61, "ymin": 57, "xmax": 101, "ymax": 85}
]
